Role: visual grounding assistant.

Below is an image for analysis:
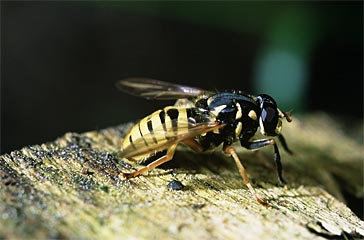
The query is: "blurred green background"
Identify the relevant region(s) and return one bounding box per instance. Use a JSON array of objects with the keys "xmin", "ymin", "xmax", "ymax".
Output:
[{"xmin": 1, "ymin": 1, "xmax": 363, "ymax": 153}]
